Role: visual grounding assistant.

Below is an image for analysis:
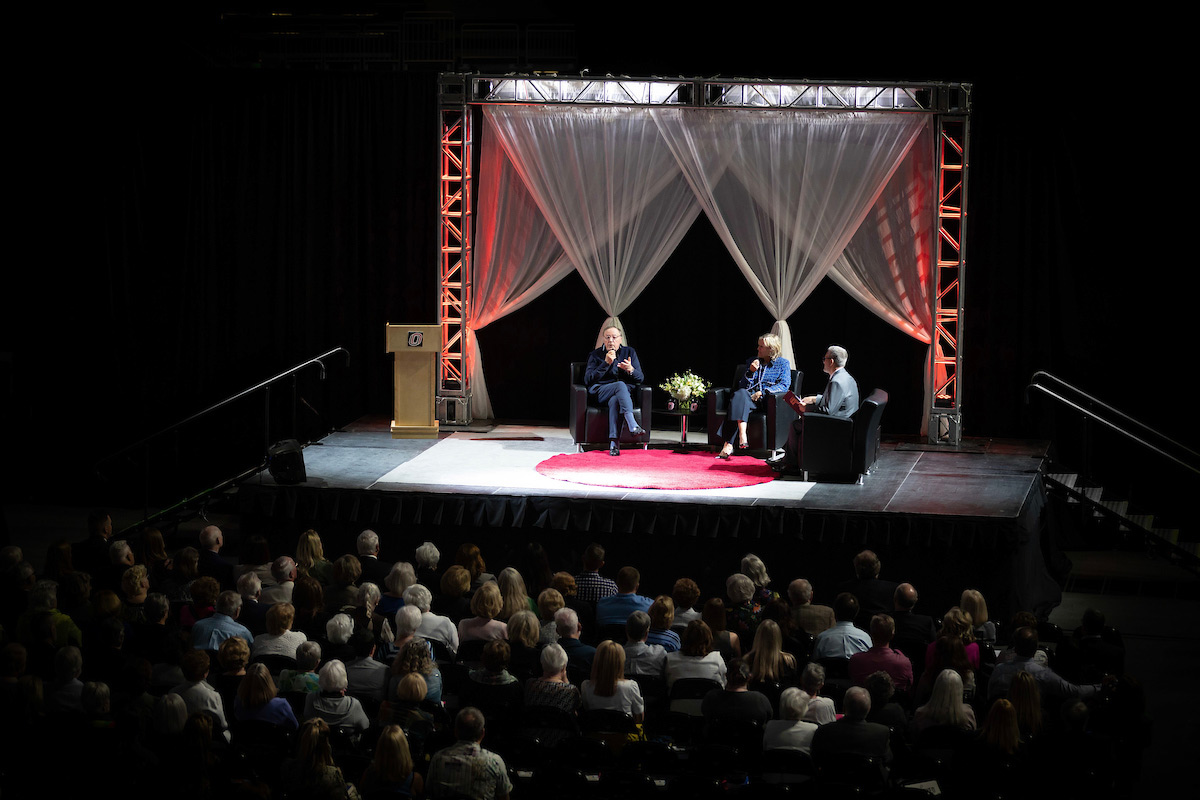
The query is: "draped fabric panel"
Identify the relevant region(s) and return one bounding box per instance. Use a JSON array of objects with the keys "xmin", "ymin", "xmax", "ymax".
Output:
[
  {"xmin": 652, "ymin": 109, "xmax": 929, "ymax": 365},
  {"xmin": 468, "ymin": 117, "xmax": 575, "ymax": 420}
]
